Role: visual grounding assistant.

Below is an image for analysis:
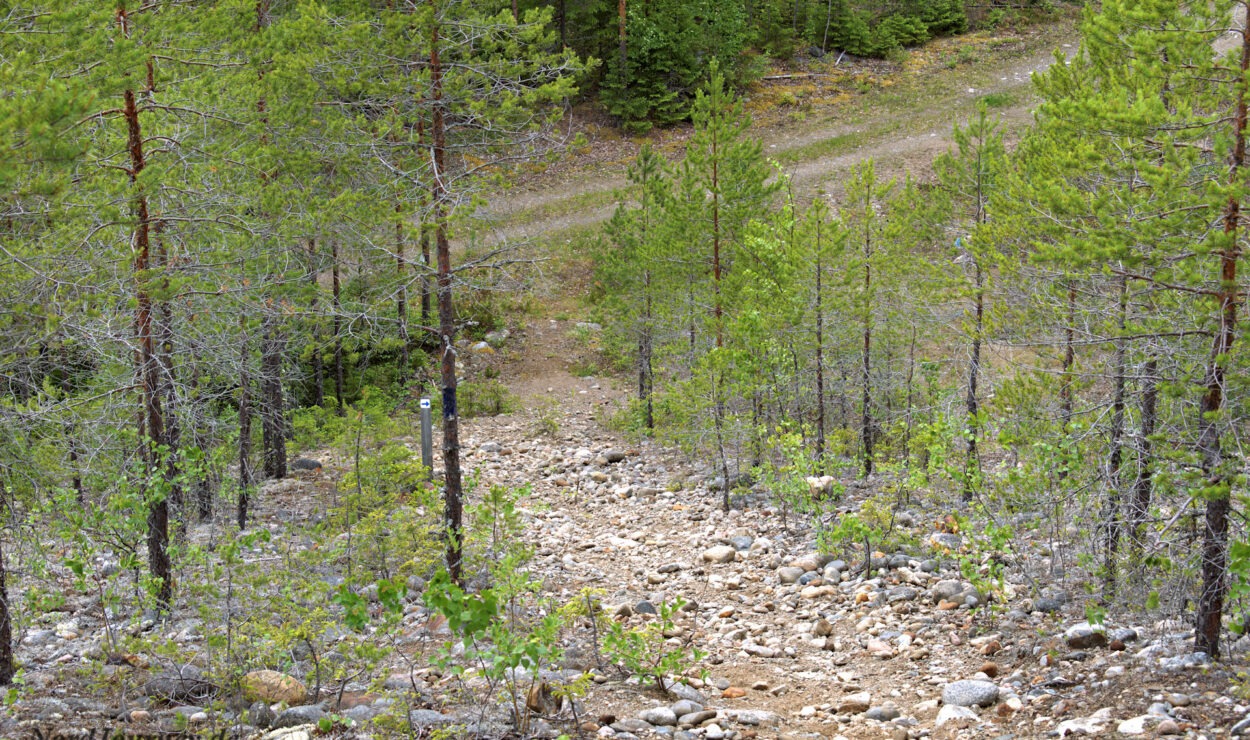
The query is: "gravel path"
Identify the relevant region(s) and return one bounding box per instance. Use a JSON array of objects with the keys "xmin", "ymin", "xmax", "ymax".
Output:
[{"xmin": 443, "ymin": 319, "xmax": 1245, "ymax": 739}]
